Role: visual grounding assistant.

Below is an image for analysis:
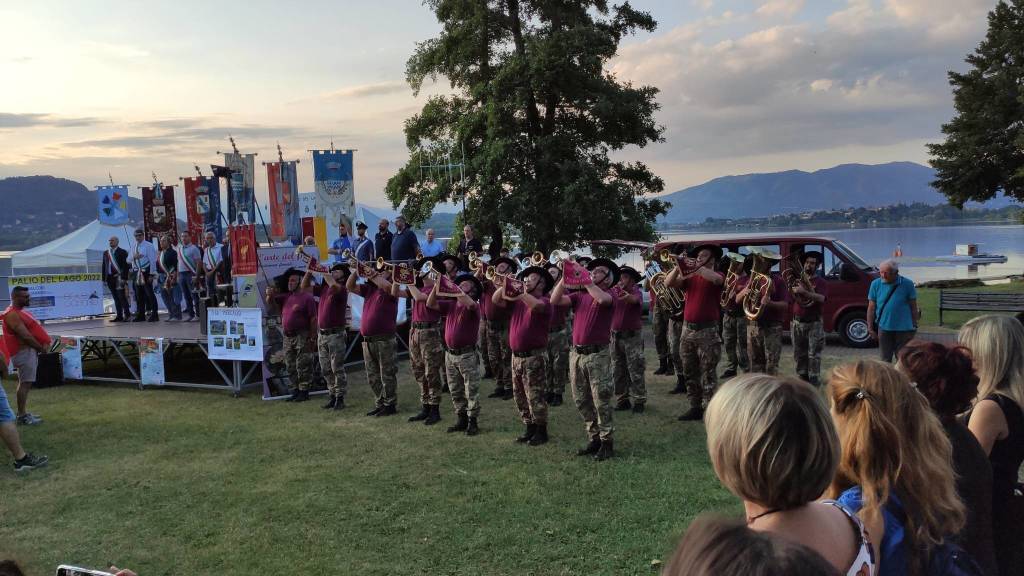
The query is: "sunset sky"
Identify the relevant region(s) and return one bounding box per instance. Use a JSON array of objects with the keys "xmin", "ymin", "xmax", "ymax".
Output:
[{"xmin": 0, "ymin": 0, "xmax": 998, "ymax": 212}]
